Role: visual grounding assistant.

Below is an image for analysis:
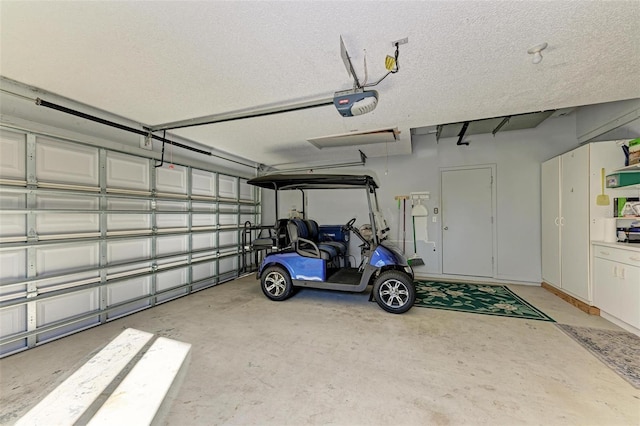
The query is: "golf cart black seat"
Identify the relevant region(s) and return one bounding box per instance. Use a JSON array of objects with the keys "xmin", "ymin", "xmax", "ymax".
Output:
[
  {"xmin": 287, "ymin": 219, "xmax": 337, "ymax": 261},
  {"xmin": 304, "ymin": 219, "xmax": 347, "ymax": 255}
]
